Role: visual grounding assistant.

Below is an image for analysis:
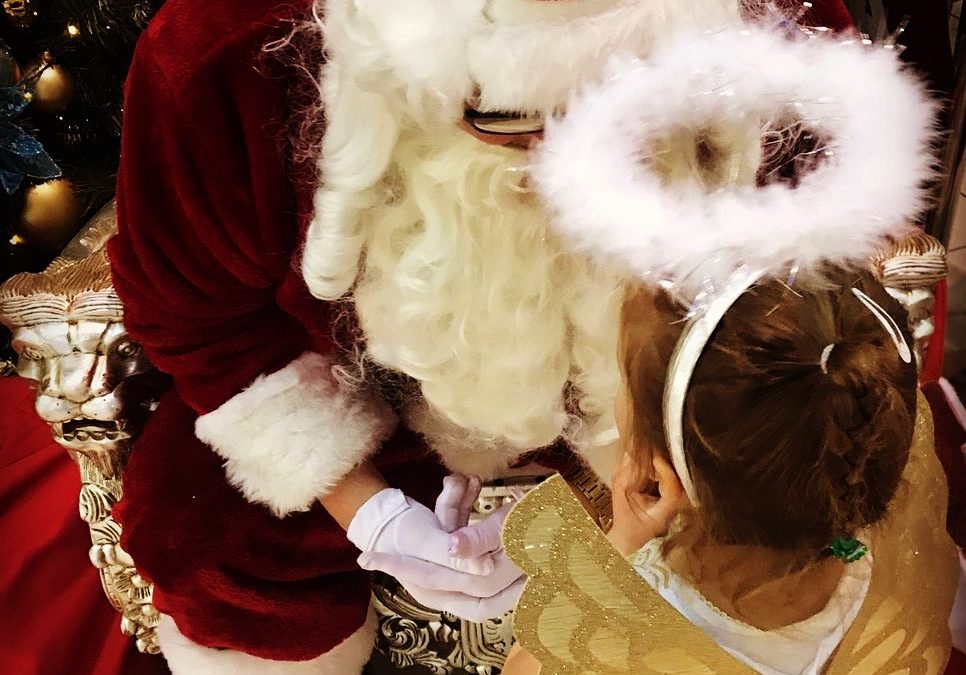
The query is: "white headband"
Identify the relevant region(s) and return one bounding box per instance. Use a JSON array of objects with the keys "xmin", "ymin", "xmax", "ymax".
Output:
[
  {"xmin": 662, "ymin": 268, "xmax": 764, "ymax": 506},
  {"xmin": 663, "ymin": 276, "xmax": 913, "ymax": 506}
]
